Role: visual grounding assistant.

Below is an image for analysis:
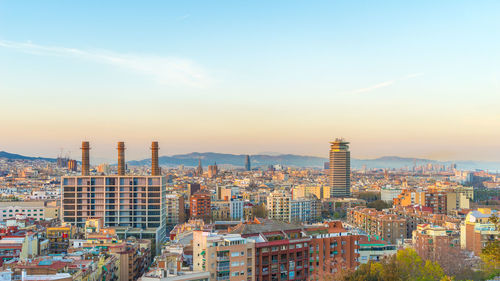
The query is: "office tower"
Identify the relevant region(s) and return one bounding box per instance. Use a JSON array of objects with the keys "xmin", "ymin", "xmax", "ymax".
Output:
[
  {"xmin": 151, "ymin": 141, "xmax": 160, "ymax": 176},
  {"xmin": 245, "ymin": 155, "xmax": 251, "ymax": 171},
  {"xmin": 81, "ymin": 141, "xmax": 90, "ymax": 176},
  {"xmin": 329, "ymin": 139, "xmax": 351, "ymax": 197},
  {"xmin": 117, "ymin": 141, "xmax": 125, "ymax": 175},
  {"xmin": 195, "ymin": 158, "xmax": 203, "ymax": 176},
  {"xmin": 62, "ymin": 142, "xmax": 167, "ymax": 253}
]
